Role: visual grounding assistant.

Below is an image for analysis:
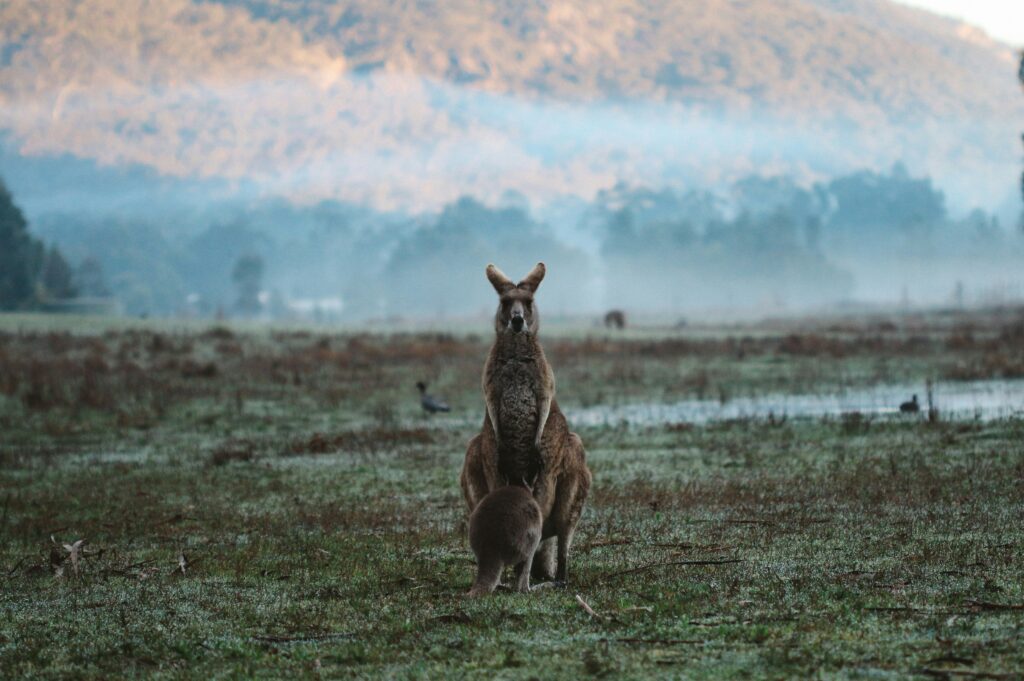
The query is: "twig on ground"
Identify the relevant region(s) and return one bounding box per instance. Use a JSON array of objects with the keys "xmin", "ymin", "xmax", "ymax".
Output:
[
  {"xmin": 578, "ymin": 539, "xmax": 634, "ymax": 552},
  {"xmin": 253, "ymin": 632, "xmax": 354, "ymax": 644},
  {"xmin": 6, "ymin": 555, "xmax": 30, "ymax": 577},
  {"xmin": 966, "ymin": 599, "xmax": 1024, "ymax": 611},
  {"xmin": 652, "ymin": 542, "xmax": 736, "ymax": 552},
  {"xmin": 431, "ymin": 611, "xmax": 472, "ymax": 624},
  {"xmin": 576, "ymin": 594, "xmax": 603, "ymax": 620},
  {"xmin": 914, "ymin": 668, "xmax": 1019, "ymax": 680},
  {"xmin": 157, "ymin": 514, "xmax": 196, "ymax": 526},
  {"xmin": 616, "ymin": 637, "xmax": 703, "ymax": 645},
  {"xmin": 102, "ymin": 558, "xmax": 159, "ymax": 577},
  {"xmin": 59, "ymin": 538, "xmax": 86, "ymax": 577},
  {"xmin": 926, "ymin": 655, "xmax": 975, "ymax": 666},
  {"xmin": 172, "ymin": 553, "xmax": 199, "ymax": 576}
]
